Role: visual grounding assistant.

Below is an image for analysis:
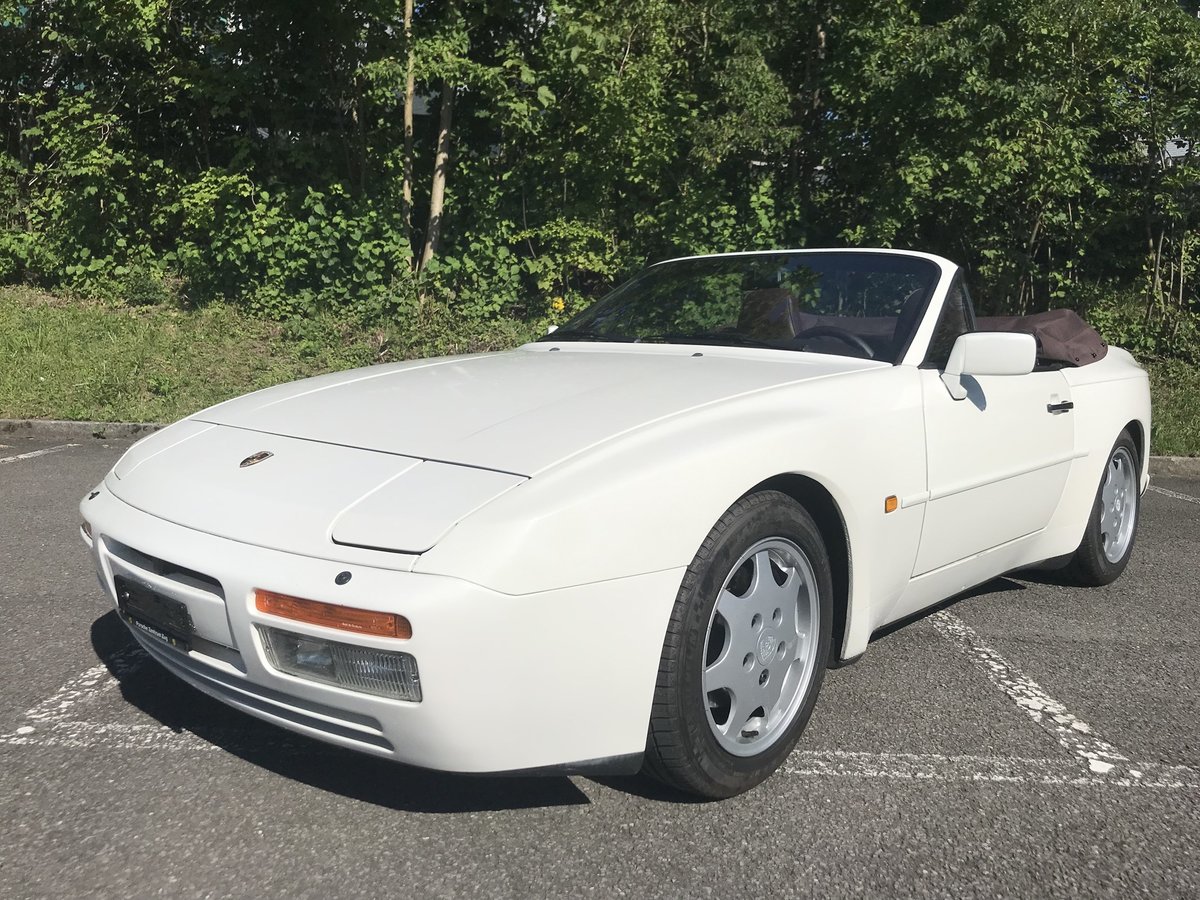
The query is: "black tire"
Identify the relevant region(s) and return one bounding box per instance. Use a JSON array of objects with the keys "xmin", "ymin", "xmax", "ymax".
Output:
[
  {"xmin": 643, "ymin": 490, "xmax": 833, "ymax": 799},
  {"xmin": 1068, "ymin": 430, "xmax": 1141, "ymax": 586}
]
